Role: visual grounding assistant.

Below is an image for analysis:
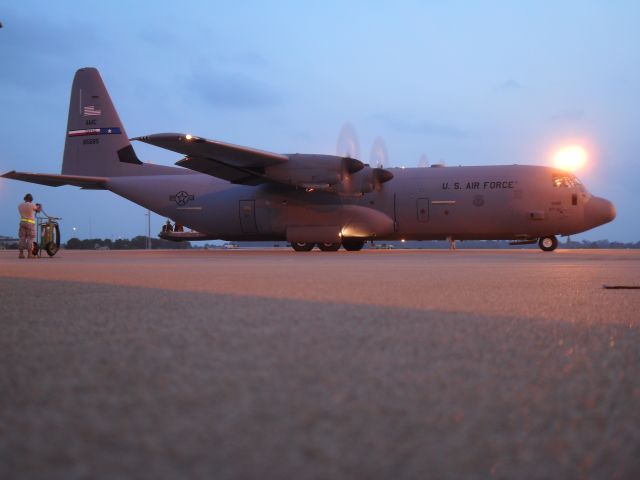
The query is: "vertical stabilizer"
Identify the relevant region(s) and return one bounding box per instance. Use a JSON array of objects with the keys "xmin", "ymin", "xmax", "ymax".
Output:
[{"xmin": 62, "ymin": 67, "xmax": 141, "ymax": 177}]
